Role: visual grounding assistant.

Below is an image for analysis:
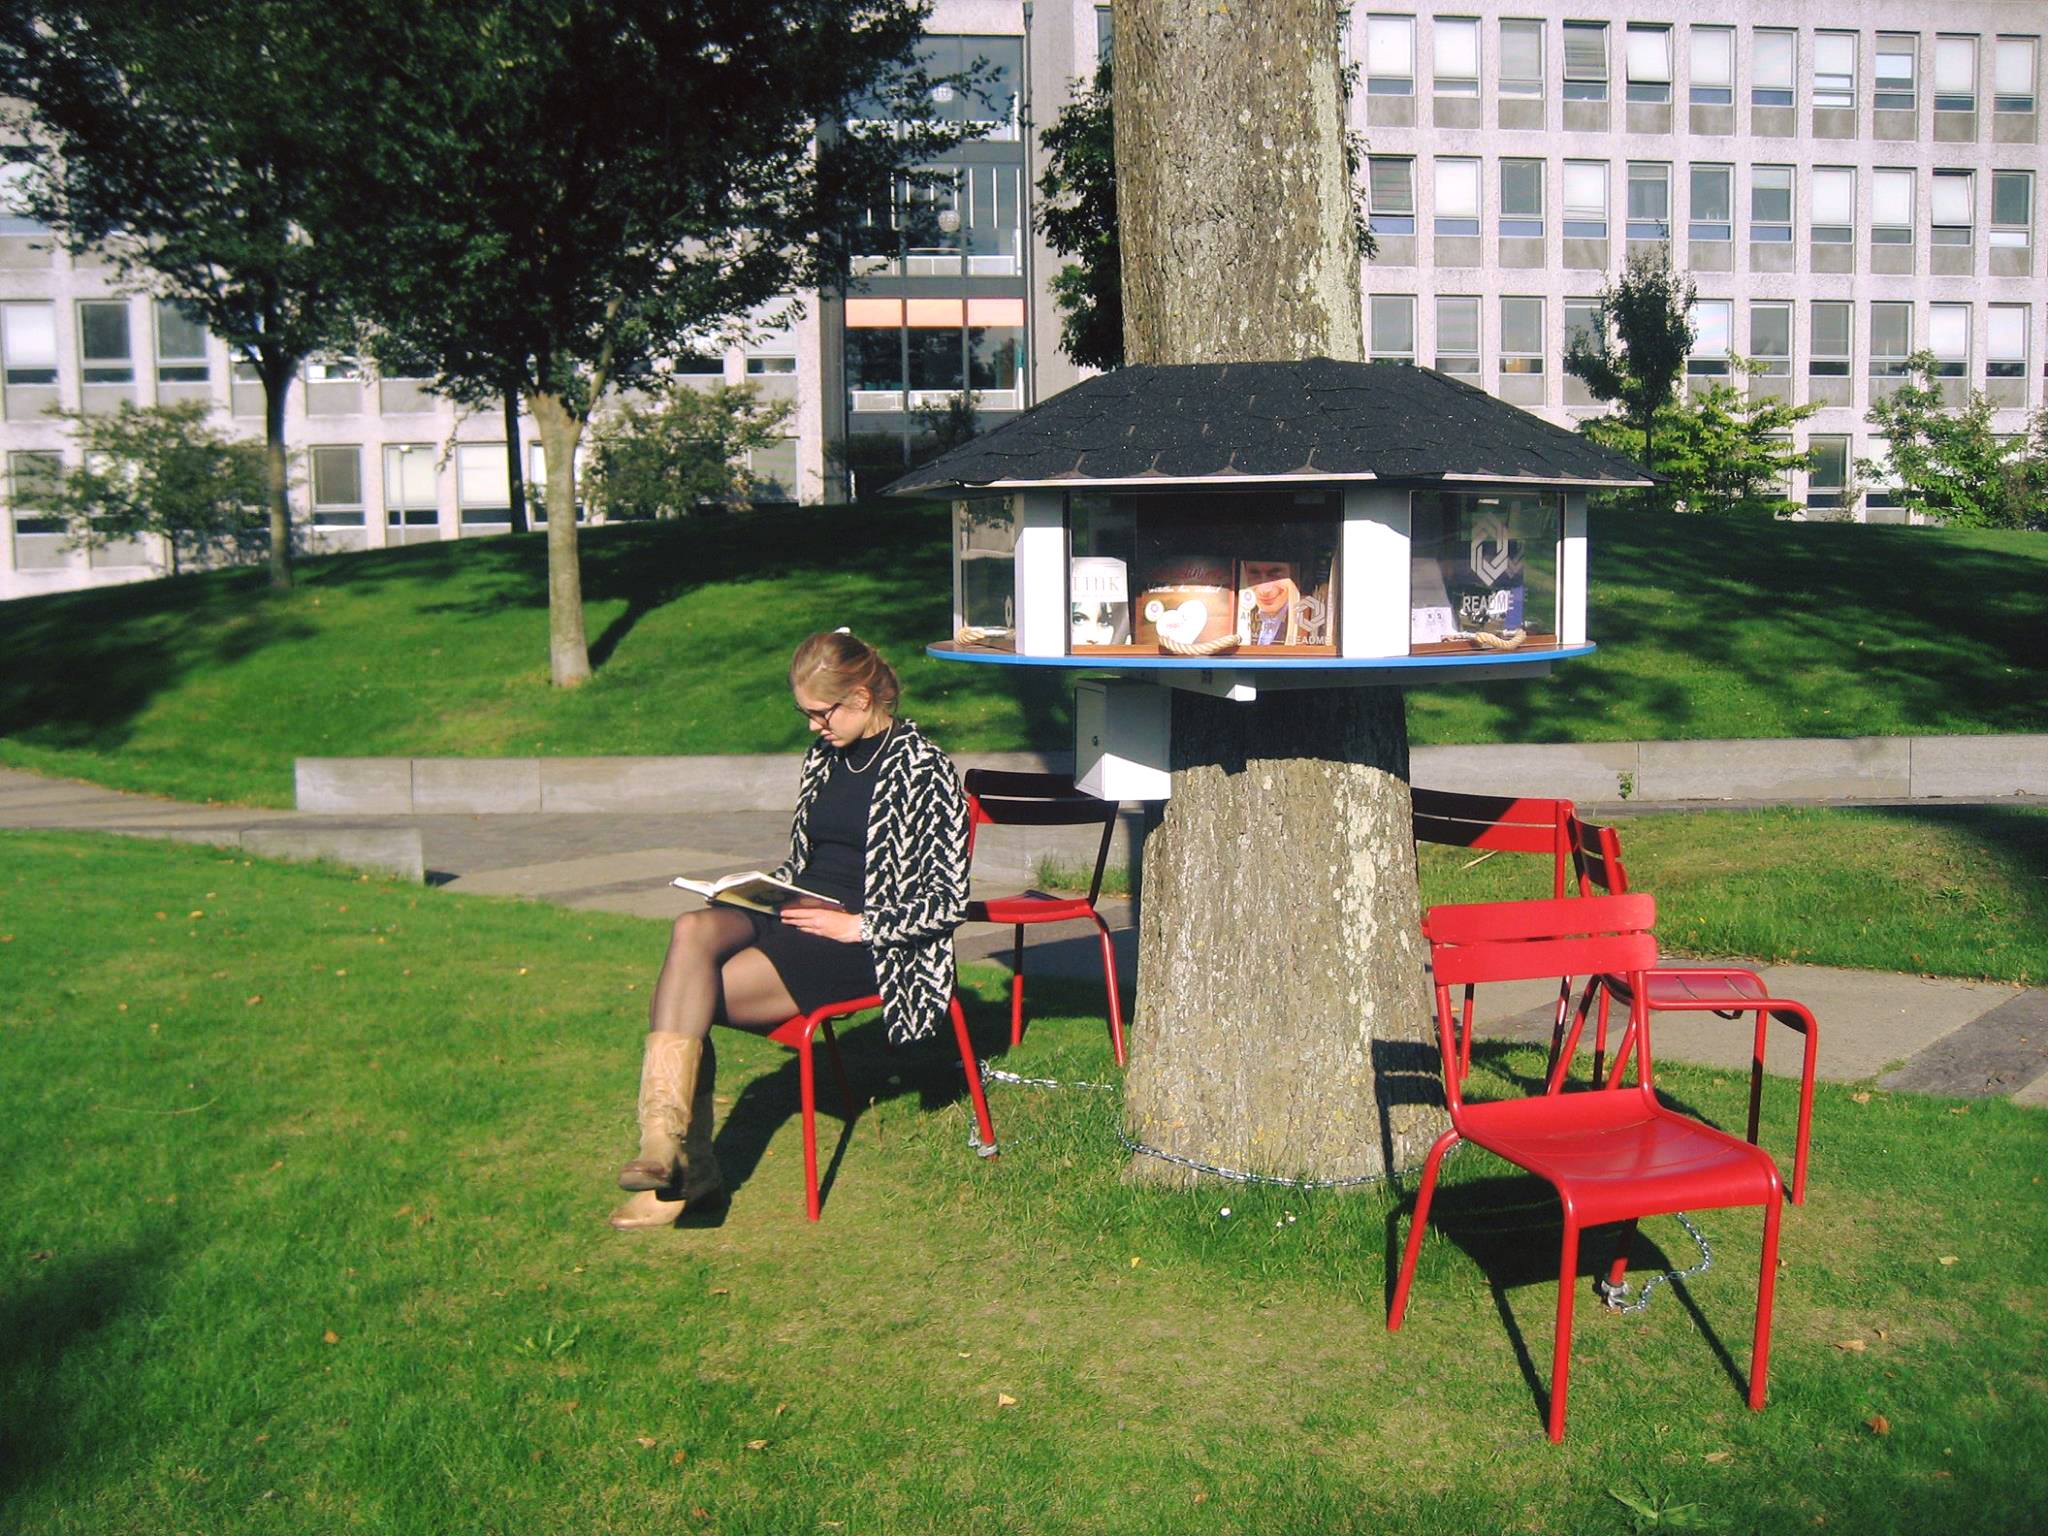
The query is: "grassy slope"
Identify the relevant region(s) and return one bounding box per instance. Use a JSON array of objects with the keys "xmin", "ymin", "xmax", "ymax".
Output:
[
  {"xmin": 2, "ymin": 829, "xmax": 2044, "ymax": 1534},
  {"xmin": 2, "ymin": 505, "xmax": 2043, "ymax": 807}
]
